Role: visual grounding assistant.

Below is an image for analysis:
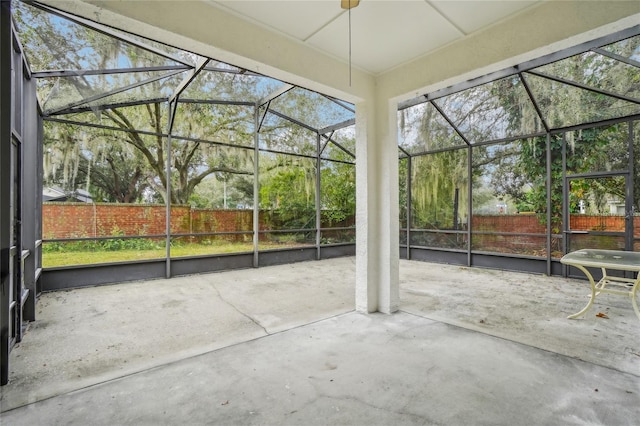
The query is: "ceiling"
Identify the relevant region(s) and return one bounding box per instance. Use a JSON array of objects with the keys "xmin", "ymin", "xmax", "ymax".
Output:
[{"xmin": 208, "ymin": 0, "xmax": 541, "ymax": 75}]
